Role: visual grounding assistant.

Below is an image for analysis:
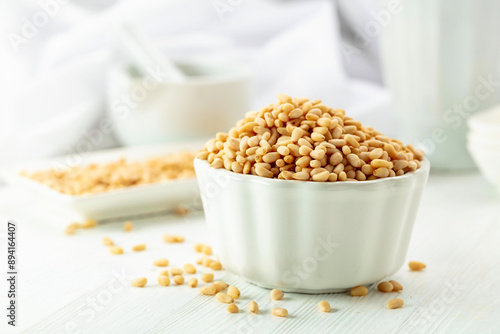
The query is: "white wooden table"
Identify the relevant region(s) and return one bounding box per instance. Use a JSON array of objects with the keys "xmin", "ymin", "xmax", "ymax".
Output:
[{"xmin": 1, "ymin": 171, "xmax": 500, "ymax": 334}]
